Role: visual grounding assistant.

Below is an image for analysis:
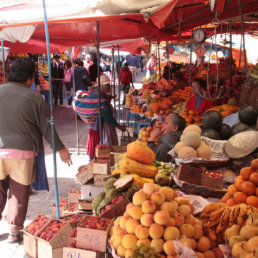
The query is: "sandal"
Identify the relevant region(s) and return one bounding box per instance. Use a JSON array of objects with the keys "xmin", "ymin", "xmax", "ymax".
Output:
[{"xmin": 8, "ymin": 231, "xmax": 22, "ymax": 243}]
